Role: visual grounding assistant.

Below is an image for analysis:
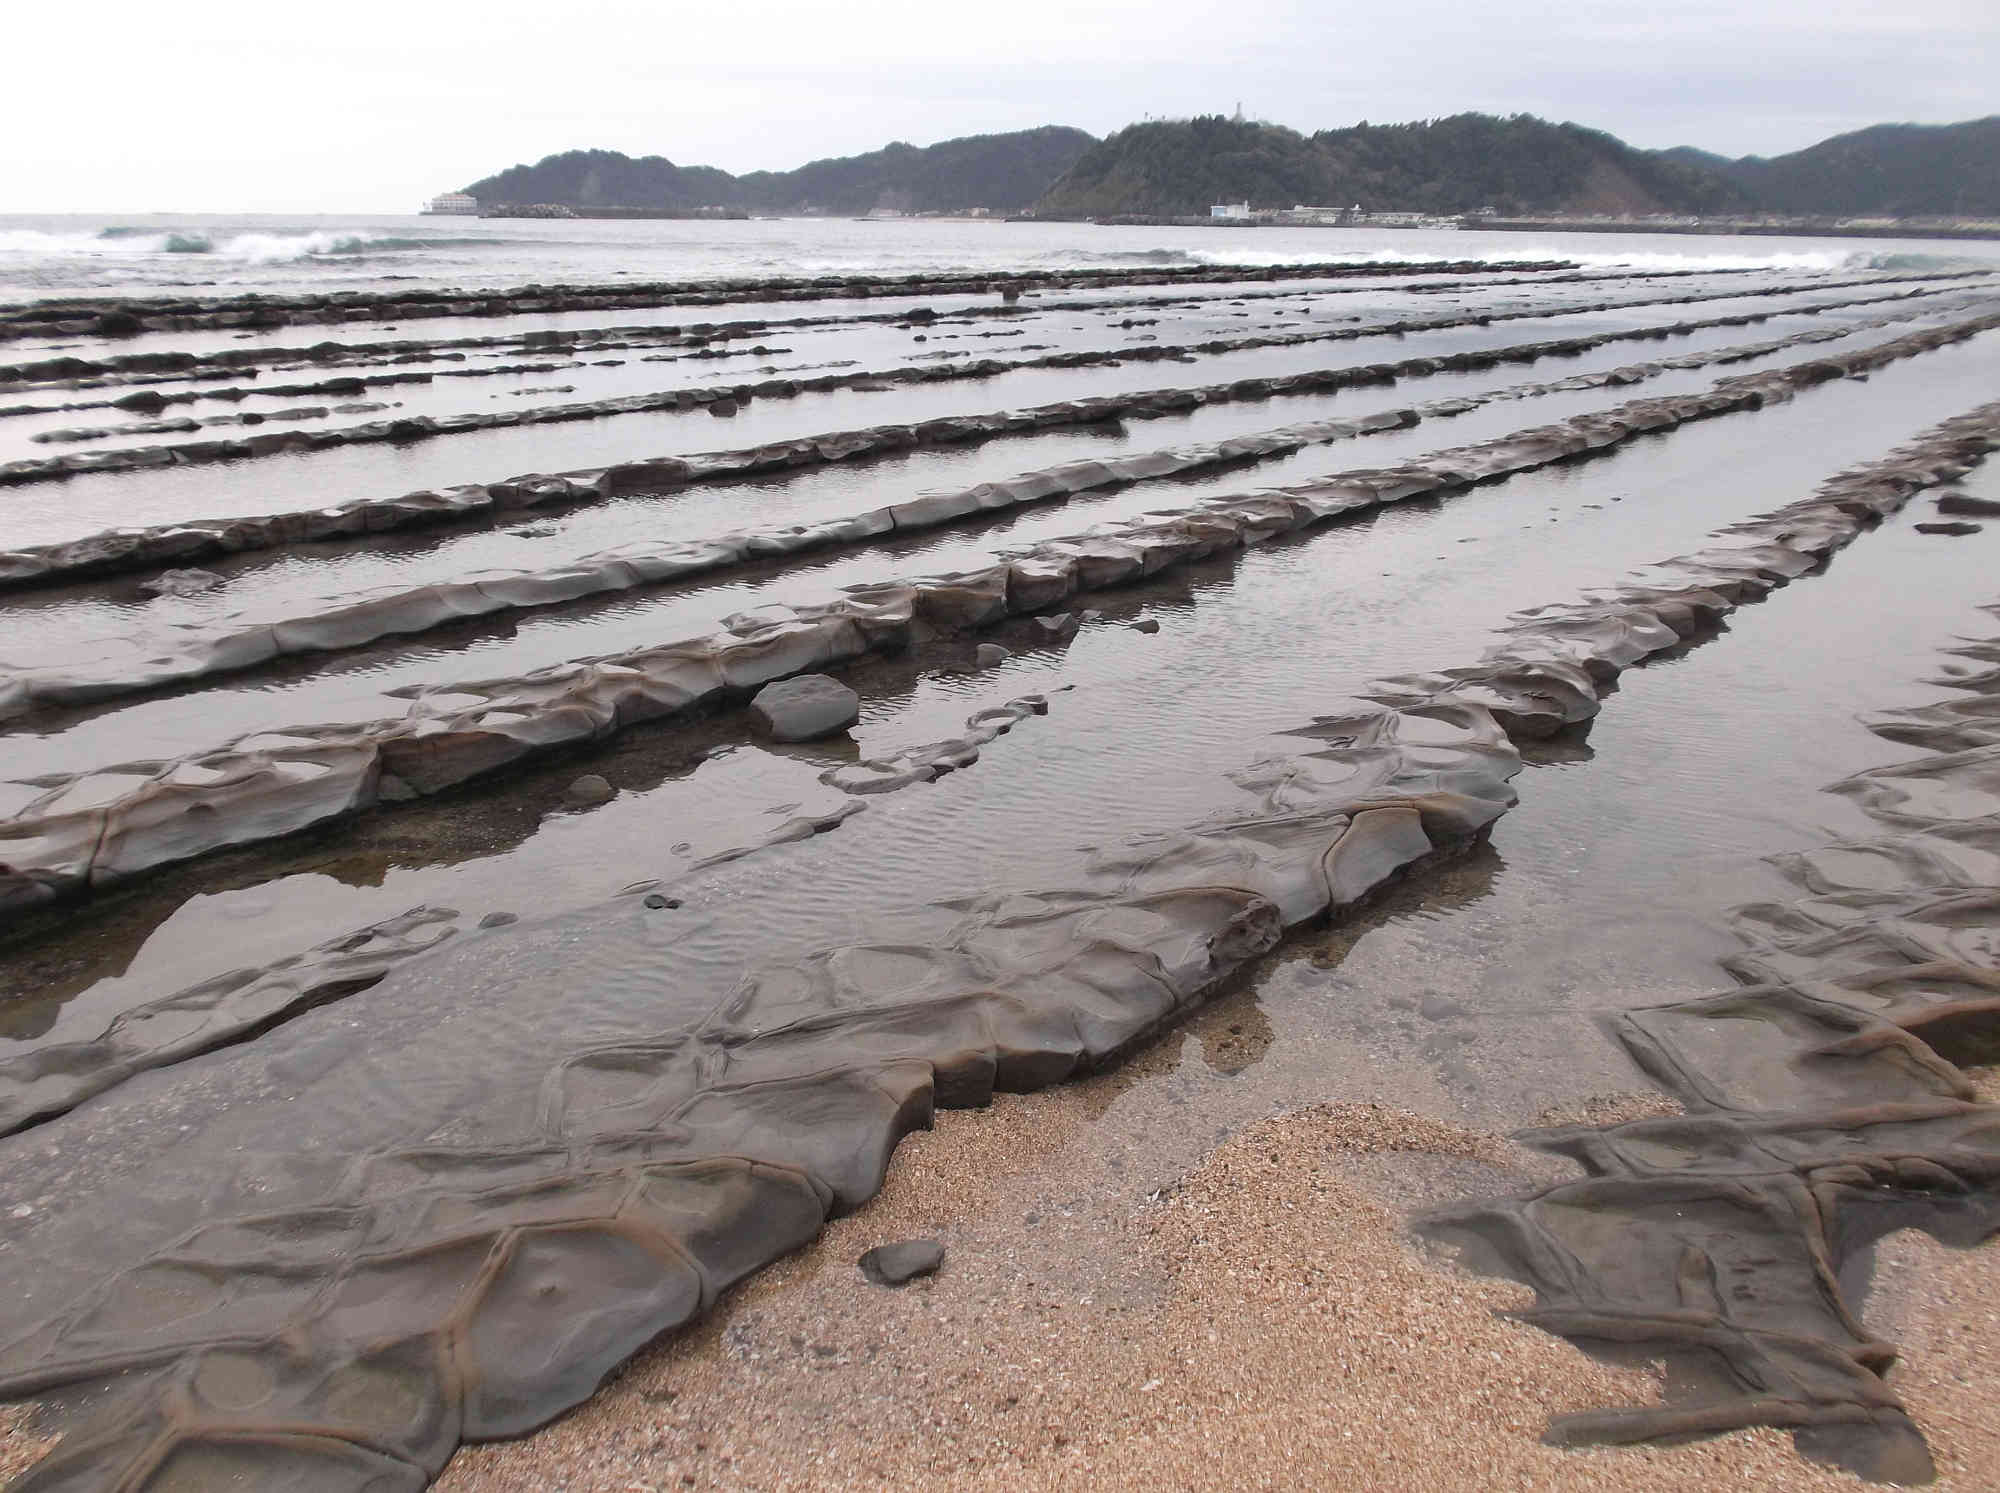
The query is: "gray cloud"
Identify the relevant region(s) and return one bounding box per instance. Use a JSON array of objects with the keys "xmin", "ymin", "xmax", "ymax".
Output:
[{"xmin": 9, "ymin": 0, "xmax": 1996, "ymax": 211}]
